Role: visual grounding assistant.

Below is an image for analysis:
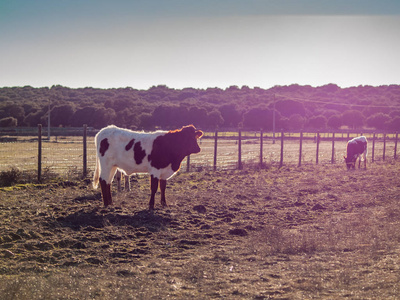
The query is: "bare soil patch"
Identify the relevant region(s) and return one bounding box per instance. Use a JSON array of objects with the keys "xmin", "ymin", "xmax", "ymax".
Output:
[{"xmin": 1, "ymin": 163, "xmax": 400, "ymax": 299}]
